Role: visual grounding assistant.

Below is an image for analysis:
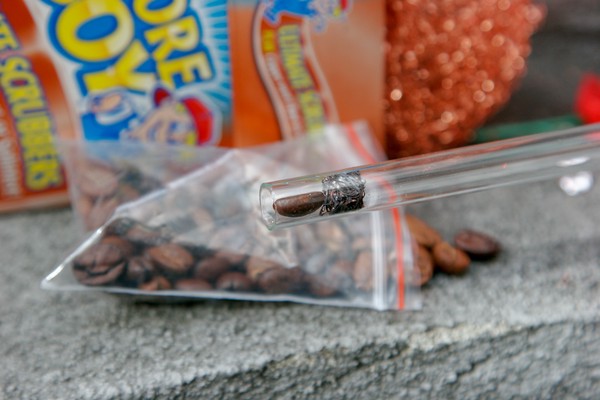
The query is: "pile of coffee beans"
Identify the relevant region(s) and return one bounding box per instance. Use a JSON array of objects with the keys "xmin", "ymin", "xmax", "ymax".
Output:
[
  {"xmin": 405, "ymin": 213, "xmax": 501, "ymax": 286},
  {"xmin": 72, "ymin": 159, "xmax": 163, "ymax": 231},
  {"xmin": 65, "ymin": 148, "xmax": 404, "ymax": 305},
  {"xmin": 71, "ymin": 216, "xmax": 392, "ymax": 300},
  {"xmin": 67, "ymin": 152, "xmax": 500, "ymax": 302},
  {"xmin": 71, "ymin": 212, "xmax": 500, "ymax": 301}
]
